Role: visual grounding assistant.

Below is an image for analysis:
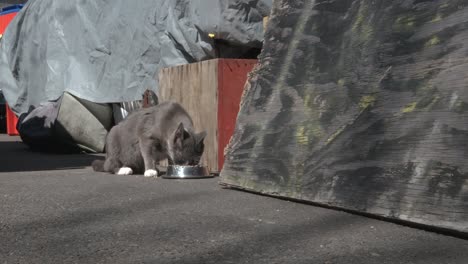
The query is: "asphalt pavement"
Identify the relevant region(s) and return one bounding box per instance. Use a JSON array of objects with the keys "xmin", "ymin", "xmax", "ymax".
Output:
[{"xmin": 1, "ymin": 135, "xmax": 468, "ymax": 264}]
